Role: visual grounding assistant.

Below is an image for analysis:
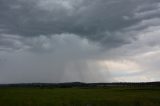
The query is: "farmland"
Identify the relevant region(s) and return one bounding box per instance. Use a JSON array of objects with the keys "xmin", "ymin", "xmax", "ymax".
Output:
[{"xmin": 0, "ymin": 87, "xmax": 160, "ymax": 106}]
